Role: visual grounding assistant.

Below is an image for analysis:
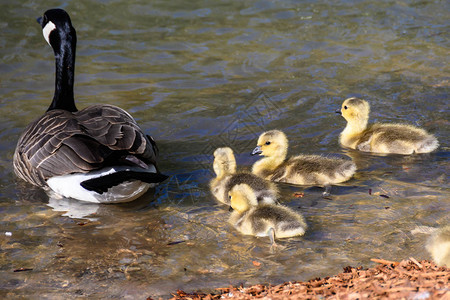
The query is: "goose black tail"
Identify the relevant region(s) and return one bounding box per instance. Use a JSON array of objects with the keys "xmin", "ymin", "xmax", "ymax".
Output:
[{"xmin": 80, "ymin": 171, "xmax": 169, "ymax": 194}]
